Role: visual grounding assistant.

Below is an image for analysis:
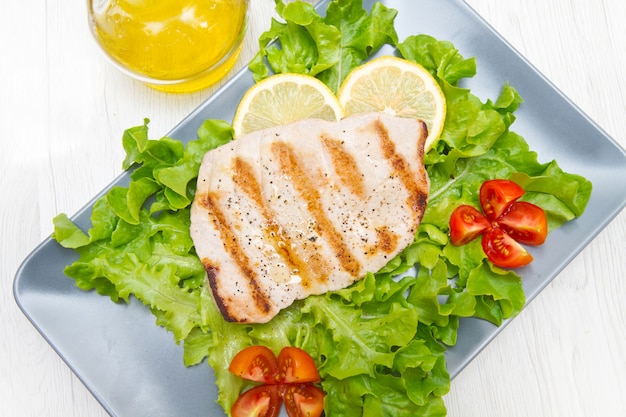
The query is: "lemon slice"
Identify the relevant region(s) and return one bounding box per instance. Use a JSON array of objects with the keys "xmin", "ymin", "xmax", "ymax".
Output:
[
  {"xmin": 337, "ymin": 56, "xmax": 446, "ymax": 151},
  {"xmin": 232, "ymin": 73, "xmax": 344, "ymax": 138}
]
